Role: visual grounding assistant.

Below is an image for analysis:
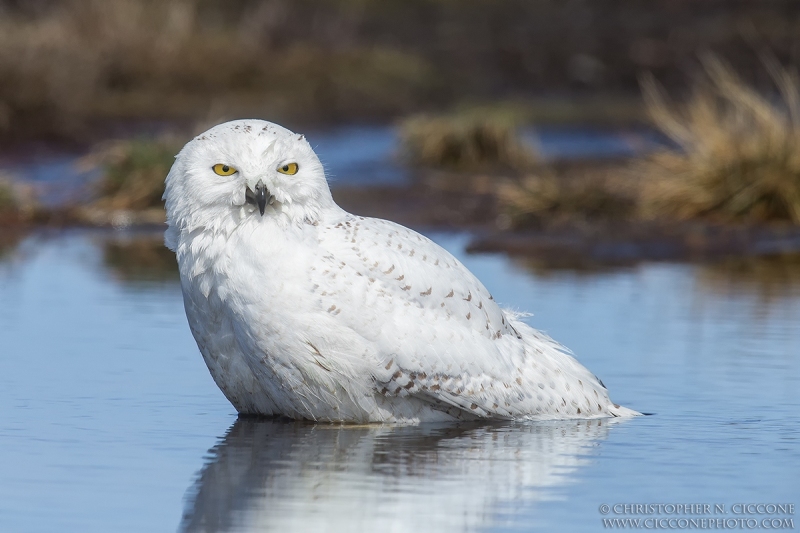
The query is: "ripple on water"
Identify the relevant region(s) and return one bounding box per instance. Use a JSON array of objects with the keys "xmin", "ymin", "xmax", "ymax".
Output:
[{"xmin": 0, "ymin": 230, "xmax": 798, "ymax": 533}]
